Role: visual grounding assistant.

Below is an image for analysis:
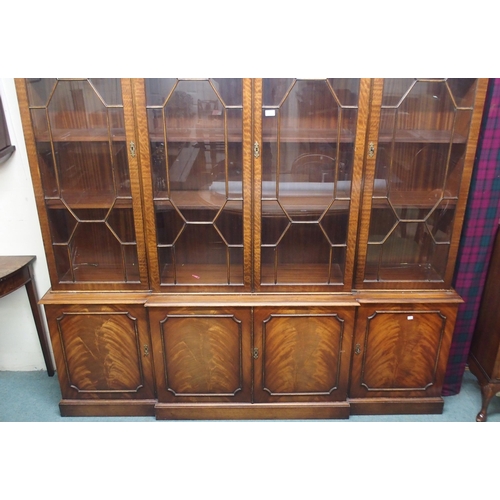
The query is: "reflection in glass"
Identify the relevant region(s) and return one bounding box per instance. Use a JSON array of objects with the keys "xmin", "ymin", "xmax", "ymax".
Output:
[
  {"xmin": 365, "ymin": 78, "xmax": 477, "ymax": 283},
  {"xmin": 26, "ymin": 78, "xmax": 139, "ymax": 283},
  {"xmin": 146, "ymin": 78, "xmax": 244, "ymax": 285},
  {"xmin": 261, "ymin": 78, "xmax": 360, "ymax": 285}
]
